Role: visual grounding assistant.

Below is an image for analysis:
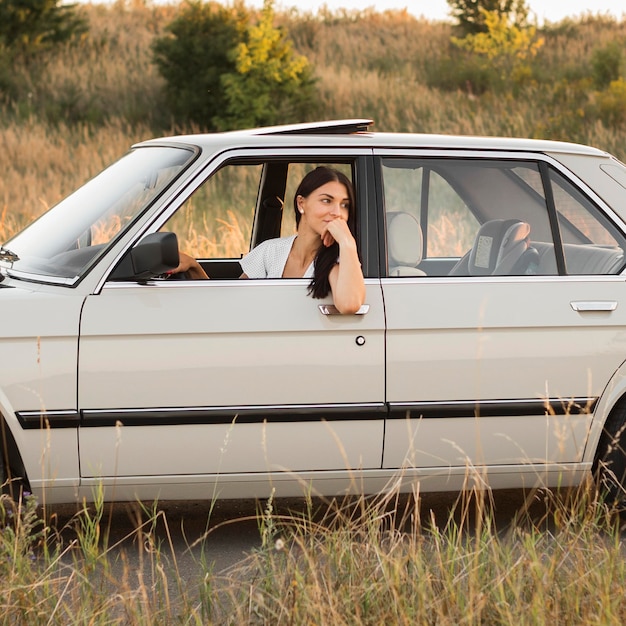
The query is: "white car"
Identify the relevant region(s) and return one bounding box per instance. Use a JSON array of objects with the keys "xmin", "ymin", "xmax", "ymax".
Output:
[{"xmin": 2, "ymin": 119, "xmax": 626, "ymax": 506}]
